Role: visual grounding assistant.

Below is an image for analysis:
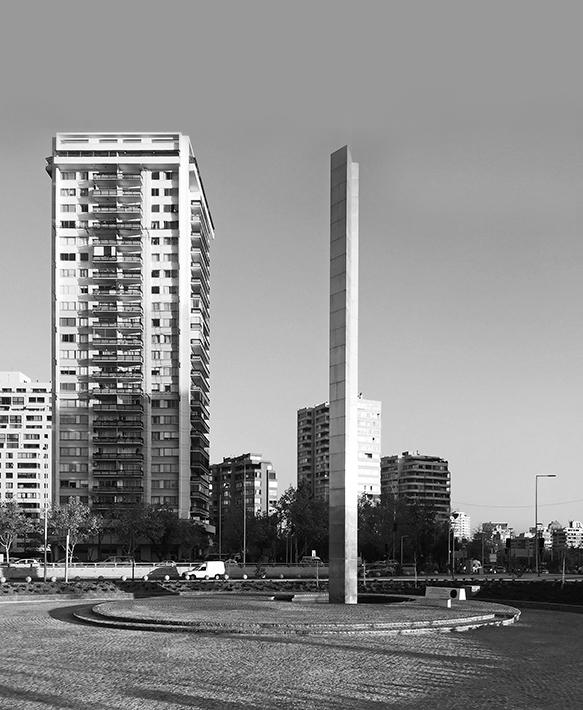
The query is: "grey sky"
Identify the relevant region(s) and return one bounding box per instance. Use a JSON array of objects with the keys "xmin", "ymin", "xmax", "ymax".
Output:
[{"xmin": 1, "ymin": 1, "xmax": 581, "ymax": 530}]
